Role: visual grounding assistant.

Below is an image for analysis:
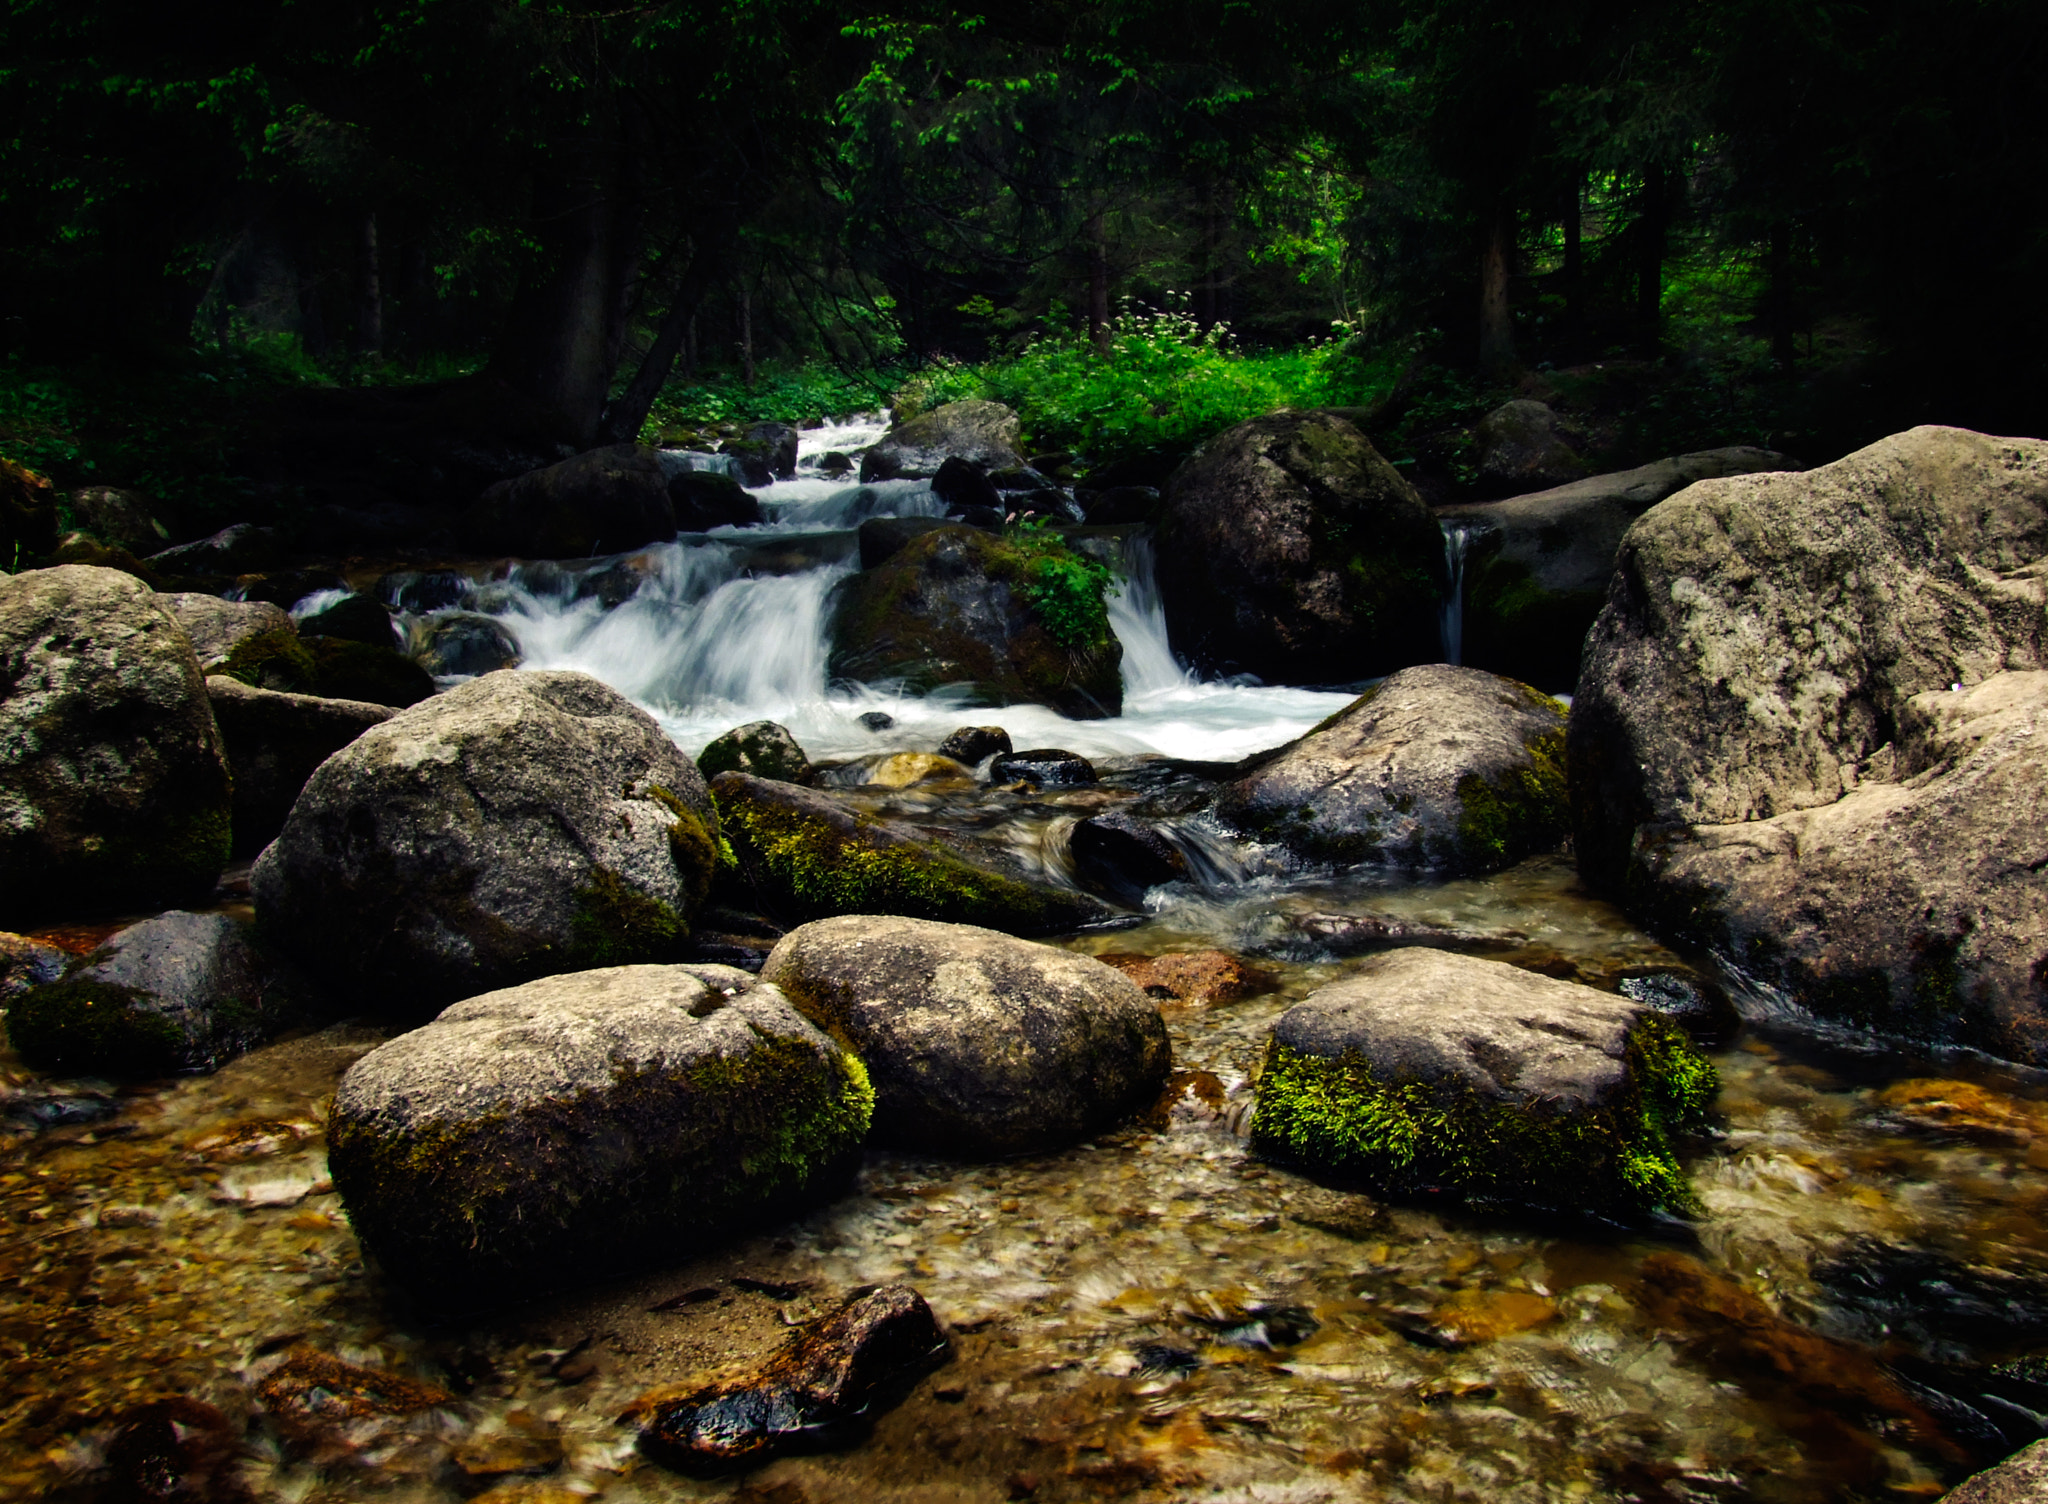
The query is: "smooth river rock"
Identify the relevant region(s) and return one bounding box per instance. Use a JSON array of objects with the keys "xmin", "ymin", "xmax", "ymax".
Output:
[
  {"xmin": 253, "ymin": 670, "xmax": 721, "ymax": 1007},
  {"xmin": 859, "ymin": 400, "xmax": 1023, "ymax": 482},
  {"xmin": 760, "ymin": 915, "xmax": 1171, "ymax": 1155},
  {"xmin": 1250, "ymin": 948, "xmax": 1715, "ymax": 1215},
  {"xmin": 327, "ymin": 964, "xmax": 871, "ymax": 1302},
  {"xmin": 1568, "ymin": 426, "xmax": 2048, "ymax": 1061},
  {"xmin": 1217, "ymin": 663, "xmax": 1568, "ymax": 874},
  {"xmin": 0, "ymin": 565, "xmax": 231, "ymax": 924}
]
